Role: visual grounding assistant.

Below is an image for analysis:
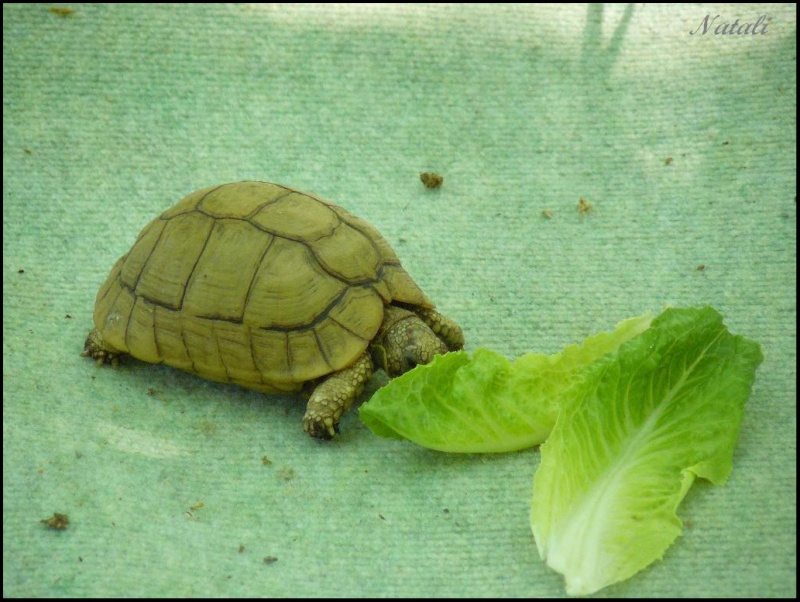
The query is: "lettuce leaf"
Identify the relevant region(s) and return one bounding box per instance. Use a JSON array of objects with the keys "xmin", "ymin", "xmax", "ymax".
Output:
[
  {"xmin": 531, "ymin": 307, "xmax": 763, "ymax": 595},
  {"xmin": 361, "ymin": 306, "xmax": 762, "ymax": 594},
  {"xmin": 359, "ymin": 313, "xmax": 652, "ymax": 453}
]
